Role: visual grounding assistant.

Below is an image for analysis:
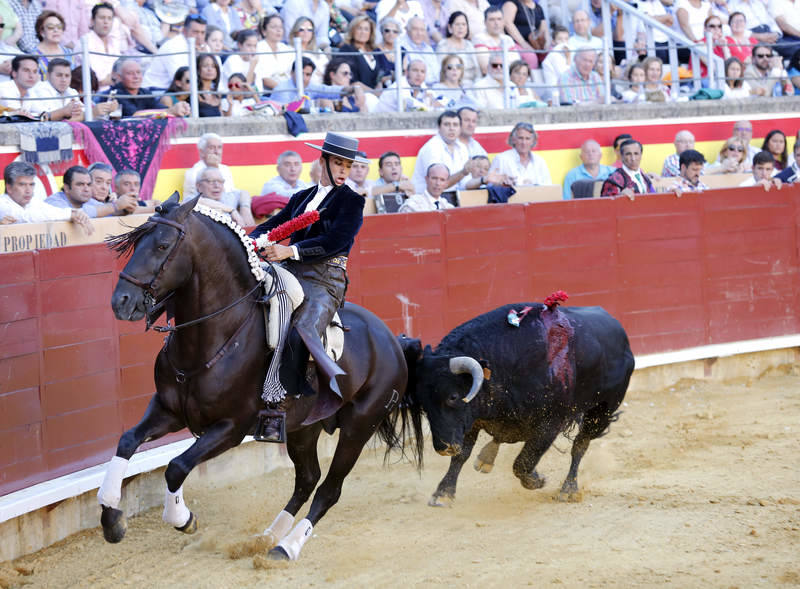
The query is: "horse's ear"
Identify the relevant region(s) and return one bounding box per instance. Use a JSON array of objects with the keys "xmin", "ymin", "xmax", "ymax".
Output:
[
  {"xmin": 155, "ymin": 191, "xmax": 181, "ymax": 215},
  {"xmin": 173, "ymin": 195, "xmax": 199, "ymax": 223}
]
